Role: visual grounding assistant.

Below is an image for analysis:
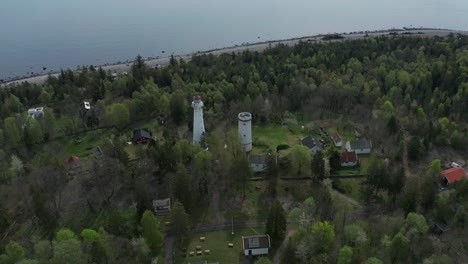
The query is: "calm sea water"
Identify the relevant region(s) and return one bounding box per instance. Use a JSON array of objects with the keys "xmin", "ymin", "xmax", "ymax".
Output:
[{"xmin": 1, "ymin": 0, "xmax": 467, "ymax": 80}]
